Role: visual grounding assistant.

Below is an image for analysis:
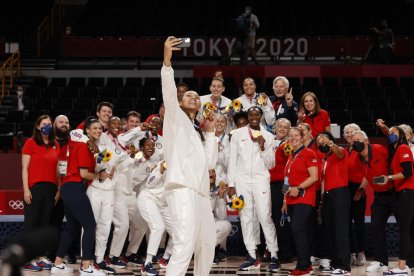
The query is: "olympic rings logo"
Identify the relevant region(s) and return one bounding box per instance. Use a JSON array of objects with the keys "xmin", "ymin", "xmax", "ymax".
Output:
[
  {"xmin": 9, "ymin": 200, "xmax": 24, "ymax": 210},
  {"xmin": 229, "ymin": 225, "xmax": 239, "ymax": 237}
]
